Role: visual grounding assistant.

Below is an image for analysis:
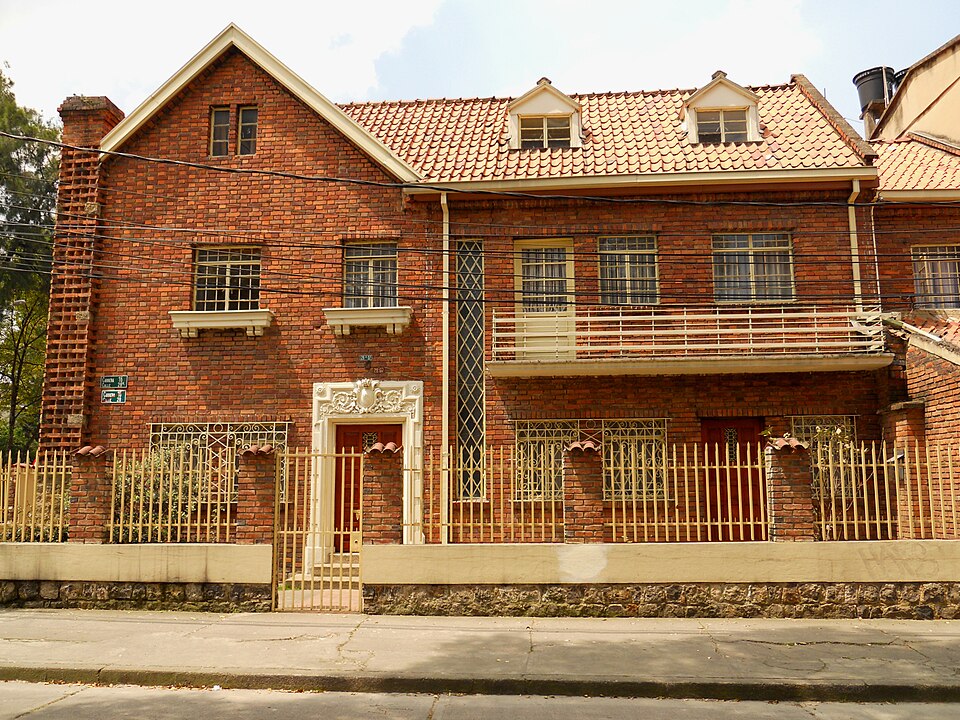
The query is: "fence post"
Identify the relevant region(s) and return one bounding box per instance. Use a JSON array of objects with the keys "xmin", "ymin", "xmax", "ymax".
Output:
[
  {"xmin": 235, "ymin": 451, "xmax": 276, "ymax": 545},
  {"xmin": 563, "ymin": 445, "xmax": 605, "ymax": 543},
  {"xmin": 68, "ymin": 452, "xmax": 111, "ymax": 543},
  {"xmin": 363, "ymin": 445, "xmax": 404, "ymax": 545},
  {"xmin": 765, "ymin": 443, "xmax": 816, "ymax": 541}
]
